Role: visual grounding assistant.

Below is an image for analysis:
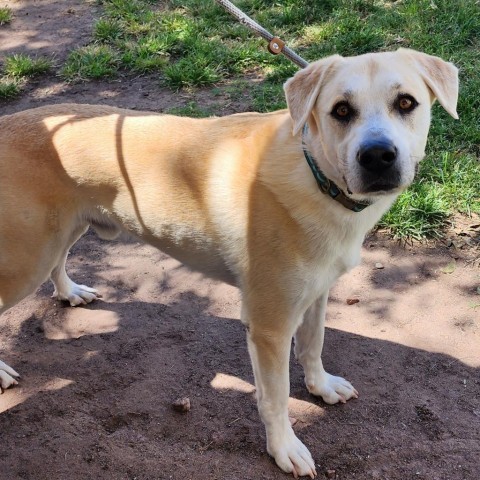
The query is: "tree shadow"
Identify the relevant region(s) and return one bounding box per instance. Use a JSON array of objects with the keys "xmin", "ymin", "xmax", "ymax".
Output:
[
  {"xmin": 0, "ymin": 2, "xmax": 249, "ymax": 120},
  {"xmin": 0, "ymin": 233, "xmax": 478, "ymax": 479},
  {"xmin": 0, "ymin": 1, "xmax": 98, "ymax": 60}
]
